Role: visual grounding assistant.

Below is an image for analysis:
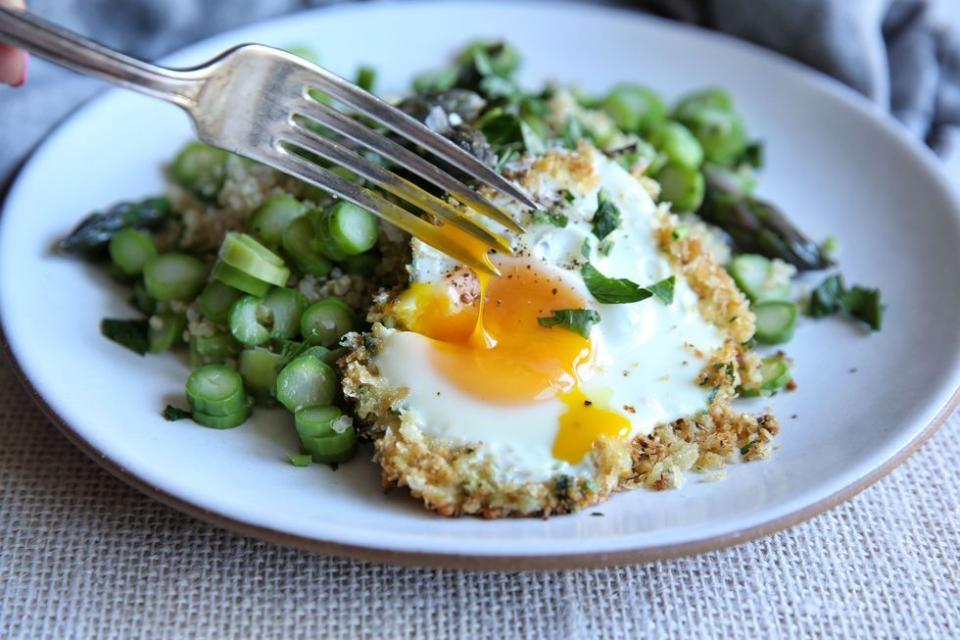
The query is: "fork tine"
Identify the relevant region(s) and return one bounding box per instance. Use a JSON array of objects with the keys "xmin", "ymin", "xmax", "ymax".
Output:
[
  {"xmin": 269, "ymin": 147, "xmax": 500, "ymax": 277},
  {"xmin": 282, "ymin": 122, "xmax": 514, "ymax": 256},
  {"xmin": 293, "ymin": 96, "xmax": 525, "ymax": 234},
  {"xmin": 285, "ymin": 55, "xmax": 539, "ymax": 210}
]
